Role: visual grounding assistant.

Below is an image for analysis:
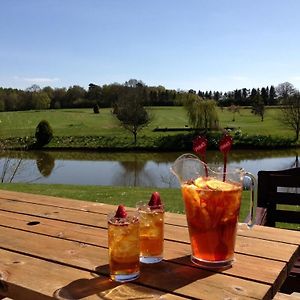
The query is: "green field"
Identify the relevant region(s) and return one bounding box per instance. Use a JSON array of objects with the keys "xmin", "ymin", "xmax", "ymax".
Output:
[{"xmin": 0, "ymin": 106, "xmax": 296, "ymax": 140}]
